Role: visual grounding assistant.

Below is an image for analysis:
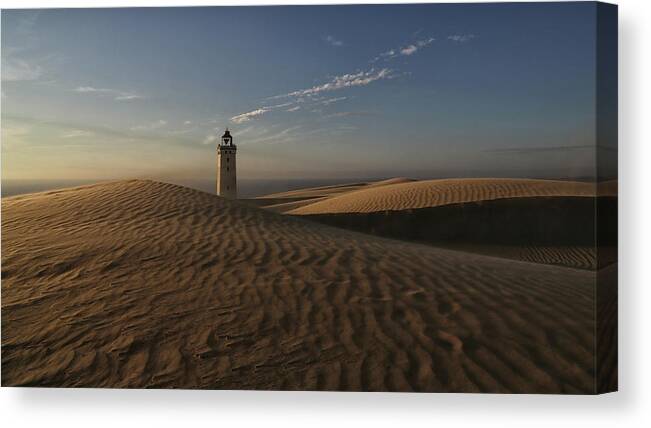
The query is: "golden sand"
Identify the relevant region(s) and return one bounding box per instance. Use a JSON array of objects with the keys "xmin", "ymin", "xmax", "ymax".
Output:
[
  {"xmin": 2, "ymin": 180, "xmax": 598, "ymax": 391},
  {"xmin": 289, "ymin": 178, "xmax": 596, "ymax": 215}
]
